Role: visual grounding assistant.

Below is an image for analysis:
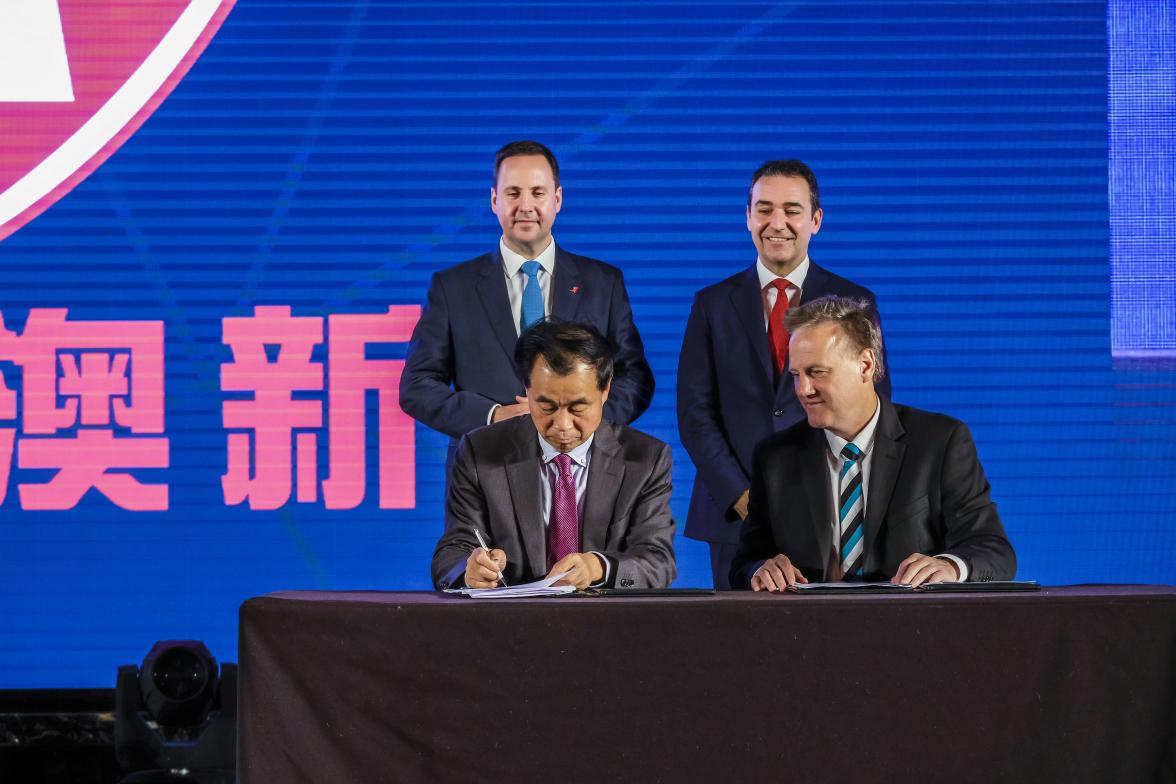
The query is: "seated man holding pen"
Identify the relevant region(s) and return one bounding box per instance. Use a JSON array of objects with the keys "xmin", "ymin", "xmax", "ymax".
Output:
[{"xmin": 431, "ymin": 320, "xmax": 677, "ymax": 590}]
